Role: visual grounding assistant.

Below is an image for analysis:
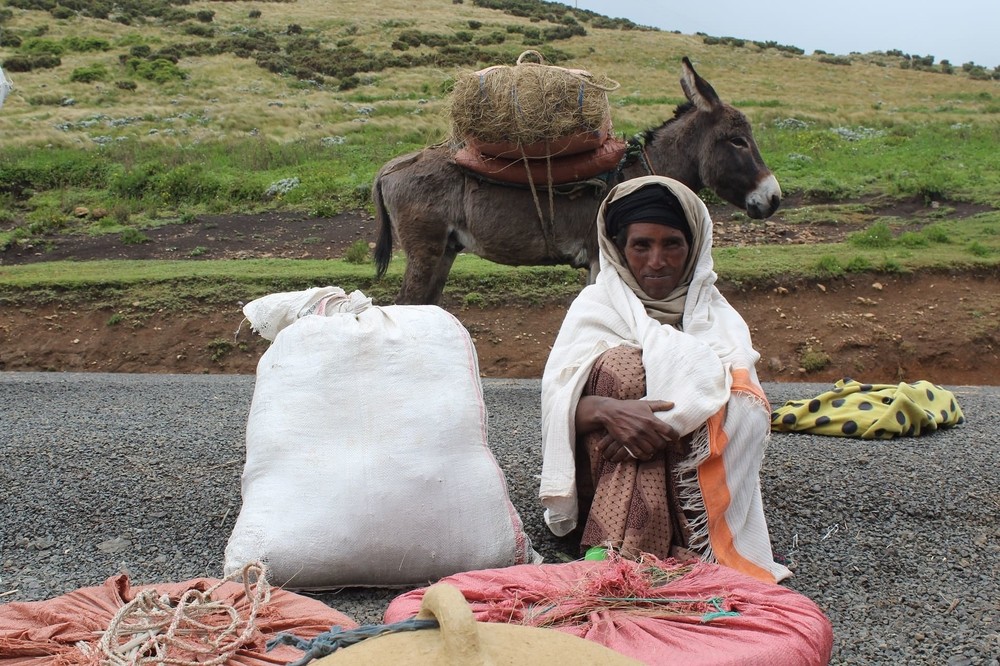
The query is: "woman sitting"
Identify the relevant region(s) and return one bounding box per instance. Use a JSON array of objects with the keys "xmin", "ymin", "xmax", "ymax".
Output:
[{"xmin": 540, "ymin": 175, "xmax": 791, "ymax": 584}]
